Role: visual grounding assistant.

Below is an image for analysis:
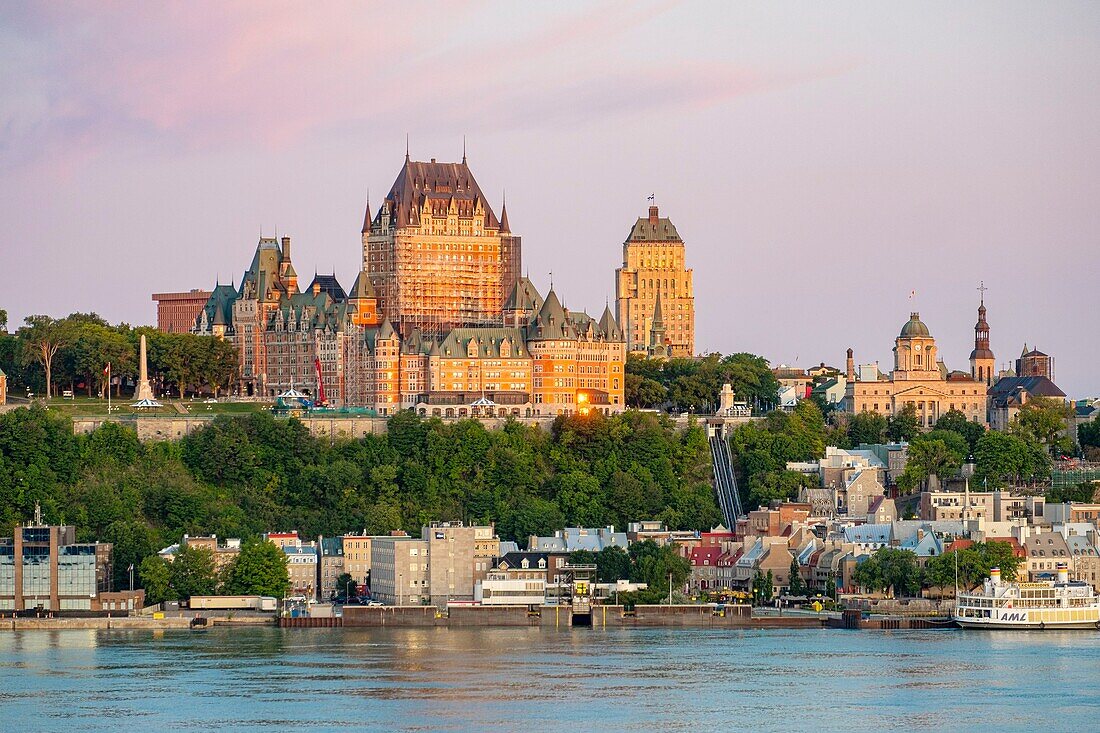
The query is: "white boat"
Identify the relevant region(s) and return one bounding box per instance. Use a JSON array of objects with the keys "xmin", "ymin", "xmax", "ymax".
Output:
[{"xmin": 955, "ymin": 564, "xmax": 1100, "ymax": 630}]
